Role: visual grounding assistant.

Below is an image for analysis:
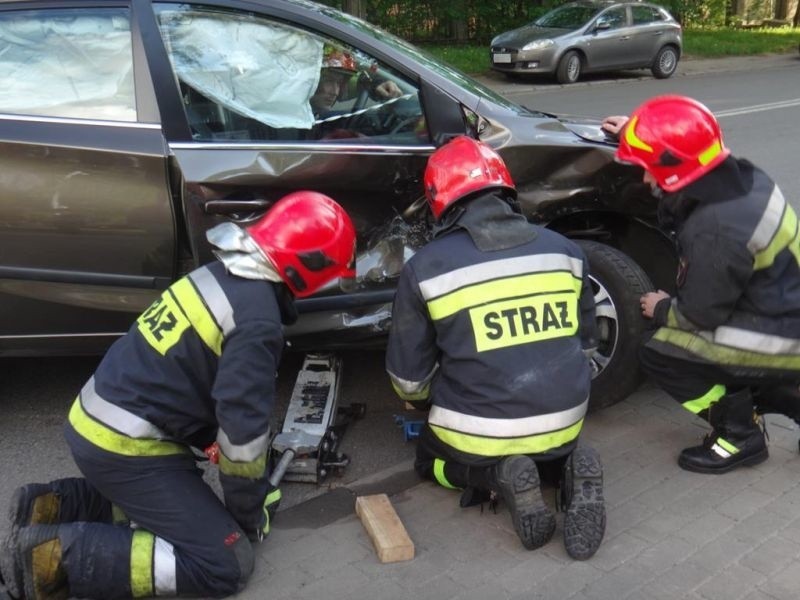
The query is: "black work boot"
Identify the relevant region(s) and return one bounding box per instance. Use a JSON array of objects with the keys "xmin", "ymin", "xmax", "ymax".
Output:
[
  {"xmin": 561, "ymin": 446, "xmax": 606, "ymax": 560},
  {"xmin": 2, "ymin": 525, "xmax": 69, "ymax": 600},
  {"xmin": 494, "ymin": 455, "xmax": 555, "ymax": 550},
  {"xmin": 0, "ymin": 530, "xmax": 21, "ymax": 600},
  {"xmin": 754, "ymin": 384, "xmax": 800, "ymax": 453},
  {"xmin": 9, "ymin": 484, "xmax": 62, "ymax": 540},
  {"xmin": 679, "ymin": 388, "xmax": 769, "ymax": 474}
]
